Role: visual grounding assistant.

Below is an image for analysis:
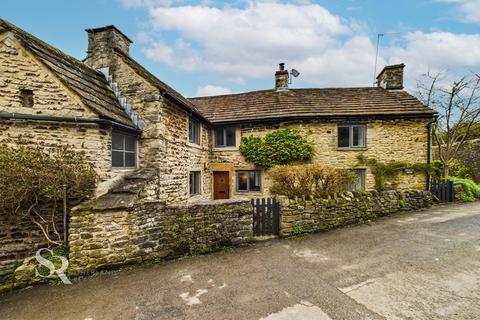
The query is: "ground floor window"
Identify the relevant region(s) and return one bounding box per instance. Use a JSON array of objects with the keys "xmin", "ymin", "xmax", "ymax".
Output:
[
  {"xmin": 348, "ymin": 169, "xmax": 366, "ymax": 191},
  {"xmin": 112, "ymin": 130, "xmax": 137, "ymax": 168},
  {"xmin": 189, "ymin": 171, "xmax": 201, "ymax": 196},
  {"xmin": 237, "ymin": 171, "xmax": 261, "ymax": 192}
]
